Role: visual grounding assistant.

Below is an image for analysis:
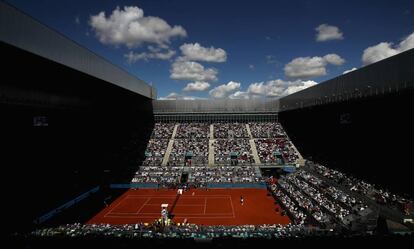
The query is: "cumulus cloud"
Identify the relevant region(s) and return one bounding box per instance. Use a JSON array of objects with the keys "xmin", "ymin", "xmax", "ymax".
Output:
[
  {"xmin": 323, "ymin": 54, "xmax": 345, "ymax": 65},
  {"xmin": 183, "ymin": 81, "xmax": 210, "ymax": 92},
  {"xmin": 343, "ymin": 67, "xmax": 357, "ymax": 74},
  {"xmin": 89, "ymin": 6, "xmax": 186, "ymax": 48},
  {"xmin": 170, "ymin": 60, "xmax": 218, "ymax": 81},
  {"xmin": 362, "ymin": 32, "xmax": 414, "ymax": 65},
  {"xmin": 180, "ymin": 43, "xmax": 227, "ymax": 62},
  {"xmin": 229, "ymin": 91, "xmax": 250, "ymax": 99},
  {"xmin": 284, "ymin": 54, "xmax": 345, "ymax": 79},
  {"xmin": 227, "ymin": 79, "xmax": 317, "ymax": 99},
  {"xmin": 315, "ymin": 24, "xmax": 344, "ymax": 42},
  {"xmin": 125, "ymin": 48, "xmax": 175, "ymax": 62},
  {"xmin": 158, "ymin": 92, "xmax": 206, "ymax": 100},
  {"xmin": 209, "ymin": 81, "xmax": 241, "ymax": 98},
  {"xmin": 248, "ymin": 79, "xmax": 317, "ymax": 98}
]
